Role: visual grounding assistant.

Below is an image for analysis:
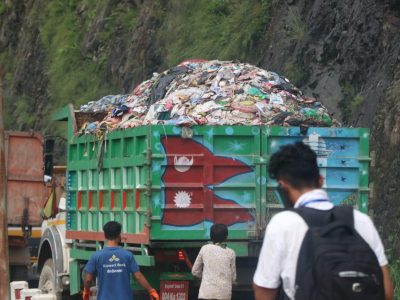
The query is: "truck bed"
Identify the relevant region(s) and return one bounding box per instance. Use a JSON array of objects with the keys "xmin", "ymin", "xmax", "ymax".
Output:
[
  {"xmin": 5, "ymin": 131, "xmax": 46, "ymax": 226},
  {"xmin": 63, "ymin": 109, "xmax": 370, "ymax": 246}
]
